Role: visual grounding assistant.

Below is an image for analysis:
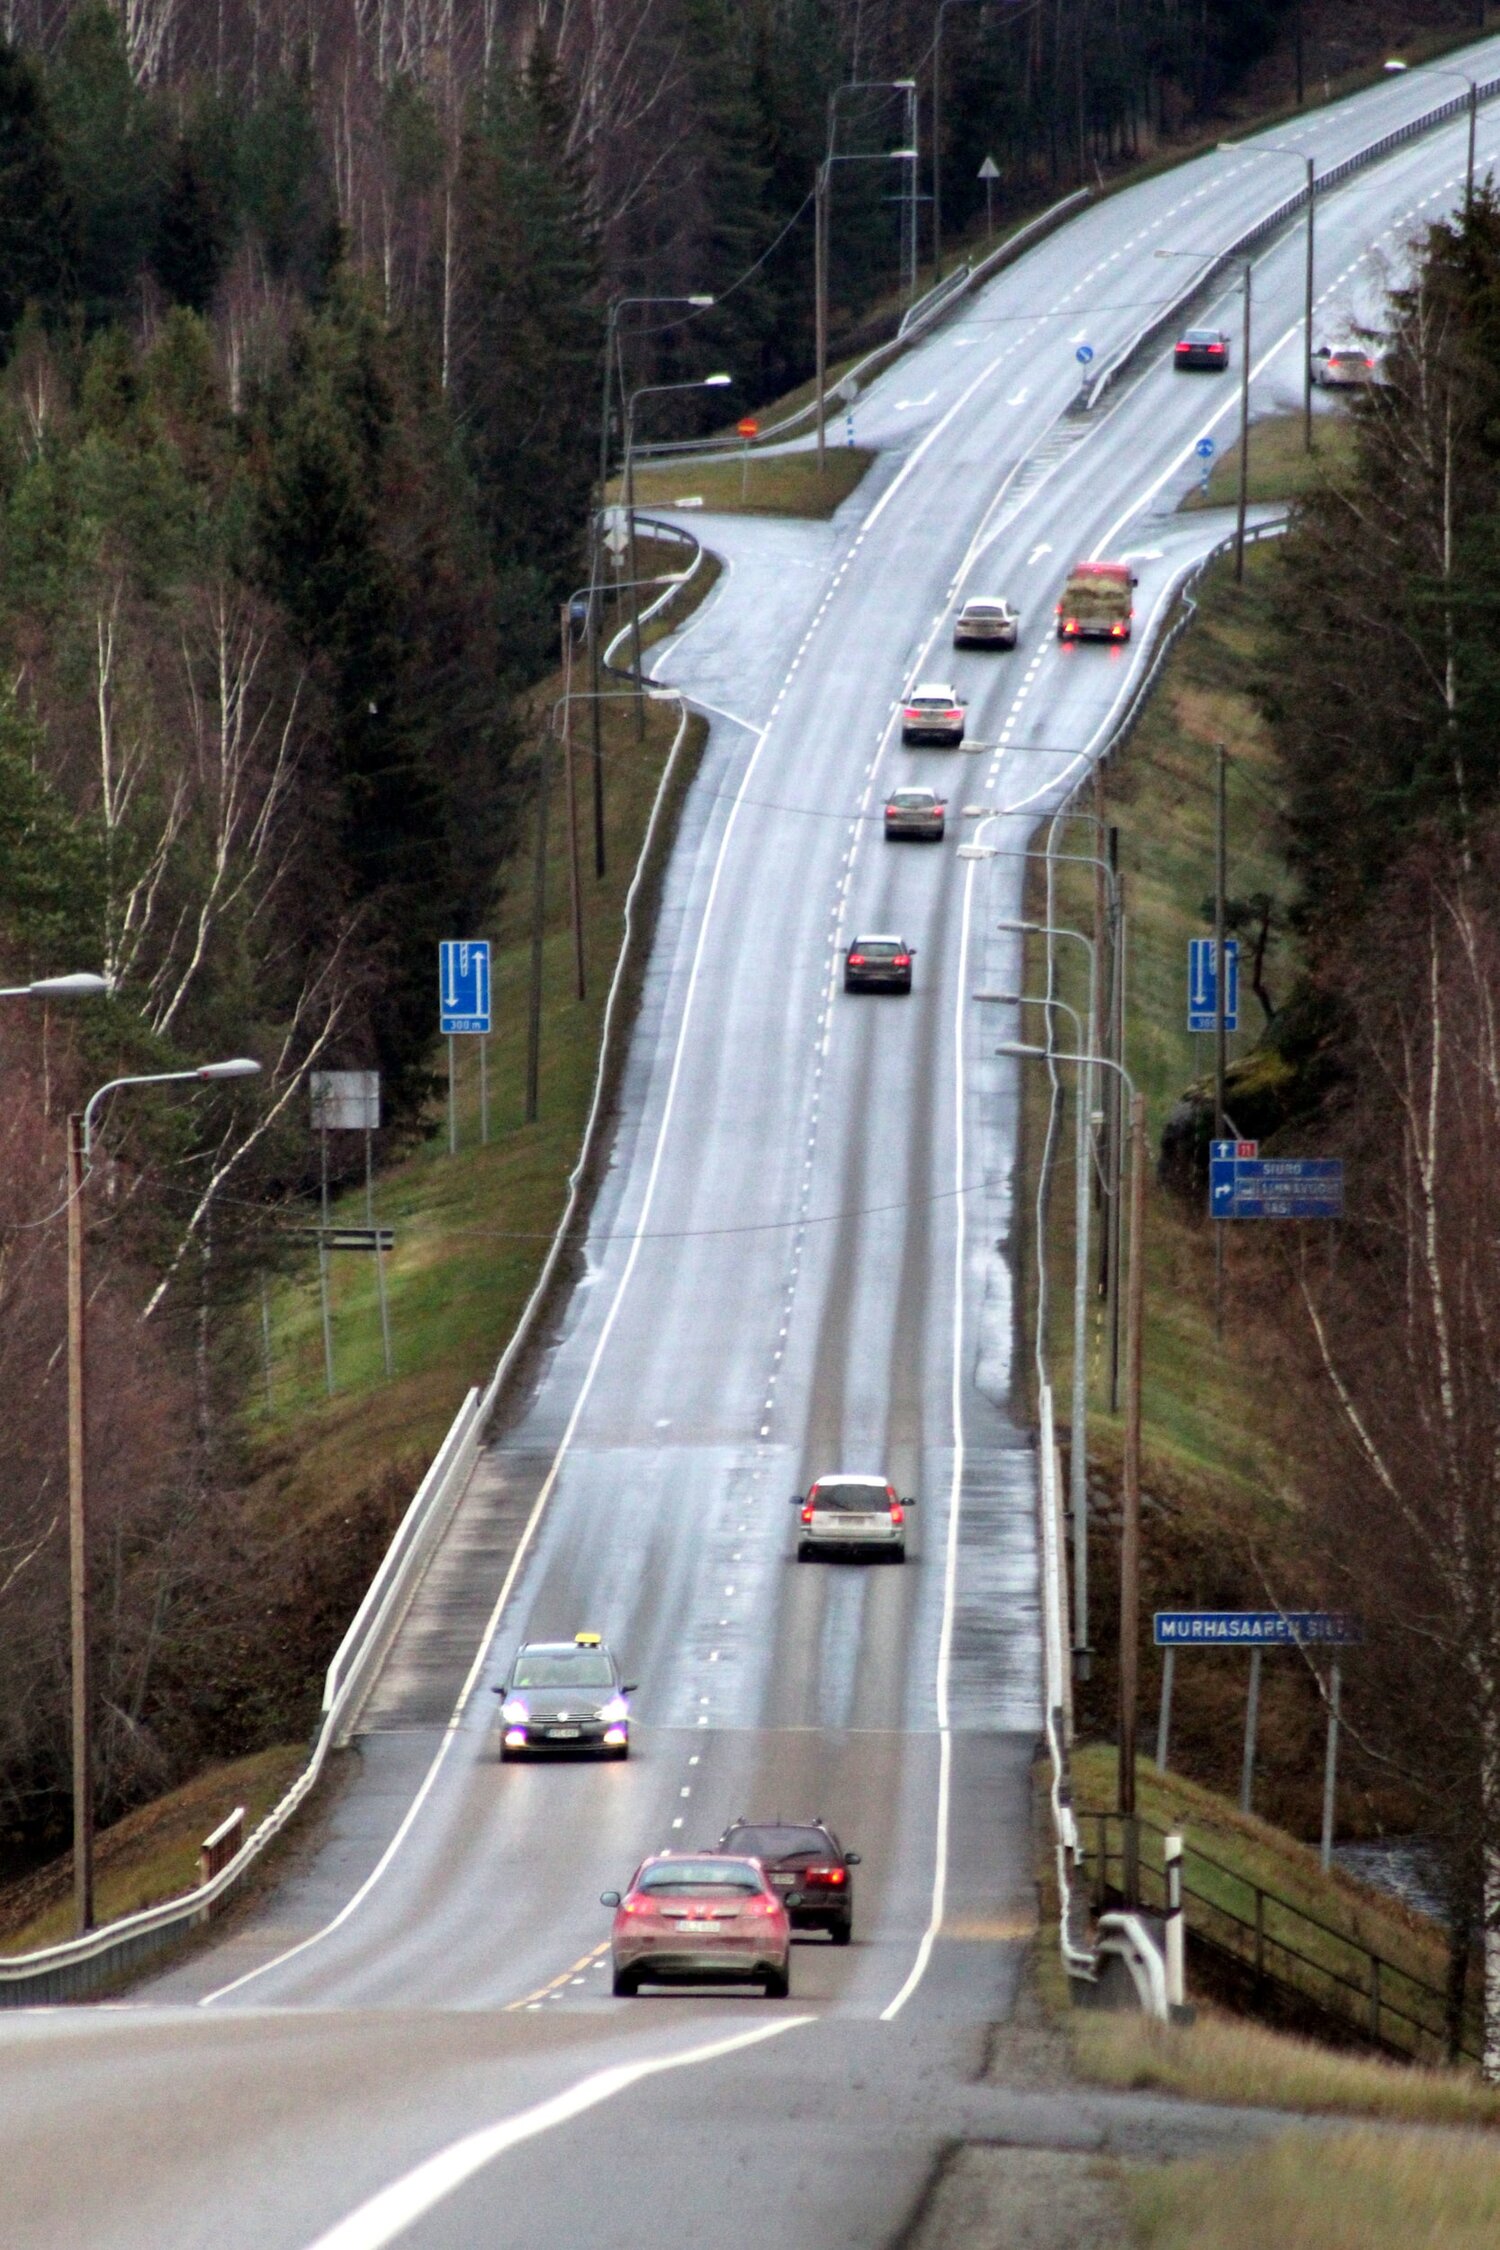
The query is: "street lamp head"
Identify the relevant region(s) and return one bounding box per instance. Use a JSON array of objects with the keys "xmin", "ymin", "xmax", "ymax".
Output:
[
  {"xmin": 196, "ymin": 1058, "xmax": 261, "ymax": 1081},
  {"xmin": 889, "ymin": 147, "xmax": 919, "ymax": 160},
  {"xmin": 1384, "ymin": 58, "xmax": 1408, "ymax": 73},
  {"xmin": 955, "ymin": 843, "xmax": 997, "ymax": 860},
  {"xmin": 27, "ymin": 972, "xmax": 111, "ymax": 997},
  {"xmin": 687, "ymin": 294, "xmax": 715, "ymax": 307},
  {"xmin": 996, "ymin": 1041, "xmax": 1047, "ymax": 1059},
  {"xmin": 702, "ymin": 372, "xmax": 733, "ymax": 387}
]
